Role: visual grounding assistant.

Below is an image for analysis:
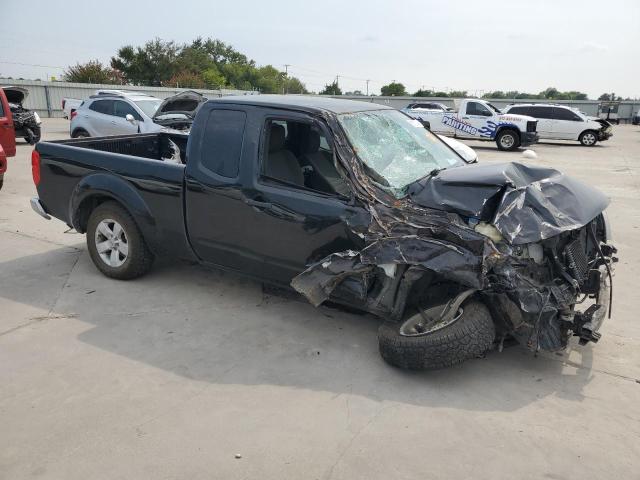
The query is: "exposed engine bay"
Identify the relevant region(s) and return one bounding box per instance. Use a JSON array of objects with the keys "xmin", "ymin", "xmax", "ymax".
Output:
[{"xmin": 2, "ymin": 86, "xmax": 41, "ymax": 145}]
